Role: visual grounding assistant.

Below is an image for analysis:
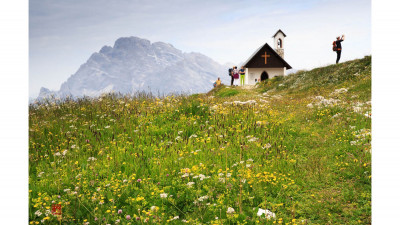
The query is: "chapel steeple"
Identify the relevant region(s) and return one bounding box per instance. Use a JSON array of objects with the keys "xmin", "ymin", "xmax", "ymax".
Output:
[{"xmin": 272, "ymin": 29, "xmax": 286, "ymax": 59}]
